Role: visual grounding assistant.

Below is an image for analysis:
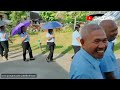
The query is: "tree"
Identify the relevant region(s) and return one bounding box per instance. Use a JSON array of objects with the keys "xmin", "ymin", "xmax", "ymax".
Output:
[
  {"xmin": 9, "ymin": 11, "xmax": 27, "ymax": 27},
  {"xmin": 40, "ymin": 11, "xmax": 57, "ymax": 22},
  {"xmin": 5, "ymin": 11, "xmax": 27, "ymax": 34}
]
